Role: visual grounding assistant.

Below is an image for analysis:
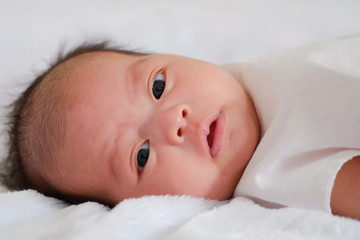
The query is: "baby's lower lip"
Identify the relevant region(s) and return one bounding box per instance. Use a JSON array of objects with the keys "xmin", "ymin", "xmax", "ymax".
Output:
[{"xmin": 205, "ymin": 112, "xmax": 225, "ymax": 158}]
